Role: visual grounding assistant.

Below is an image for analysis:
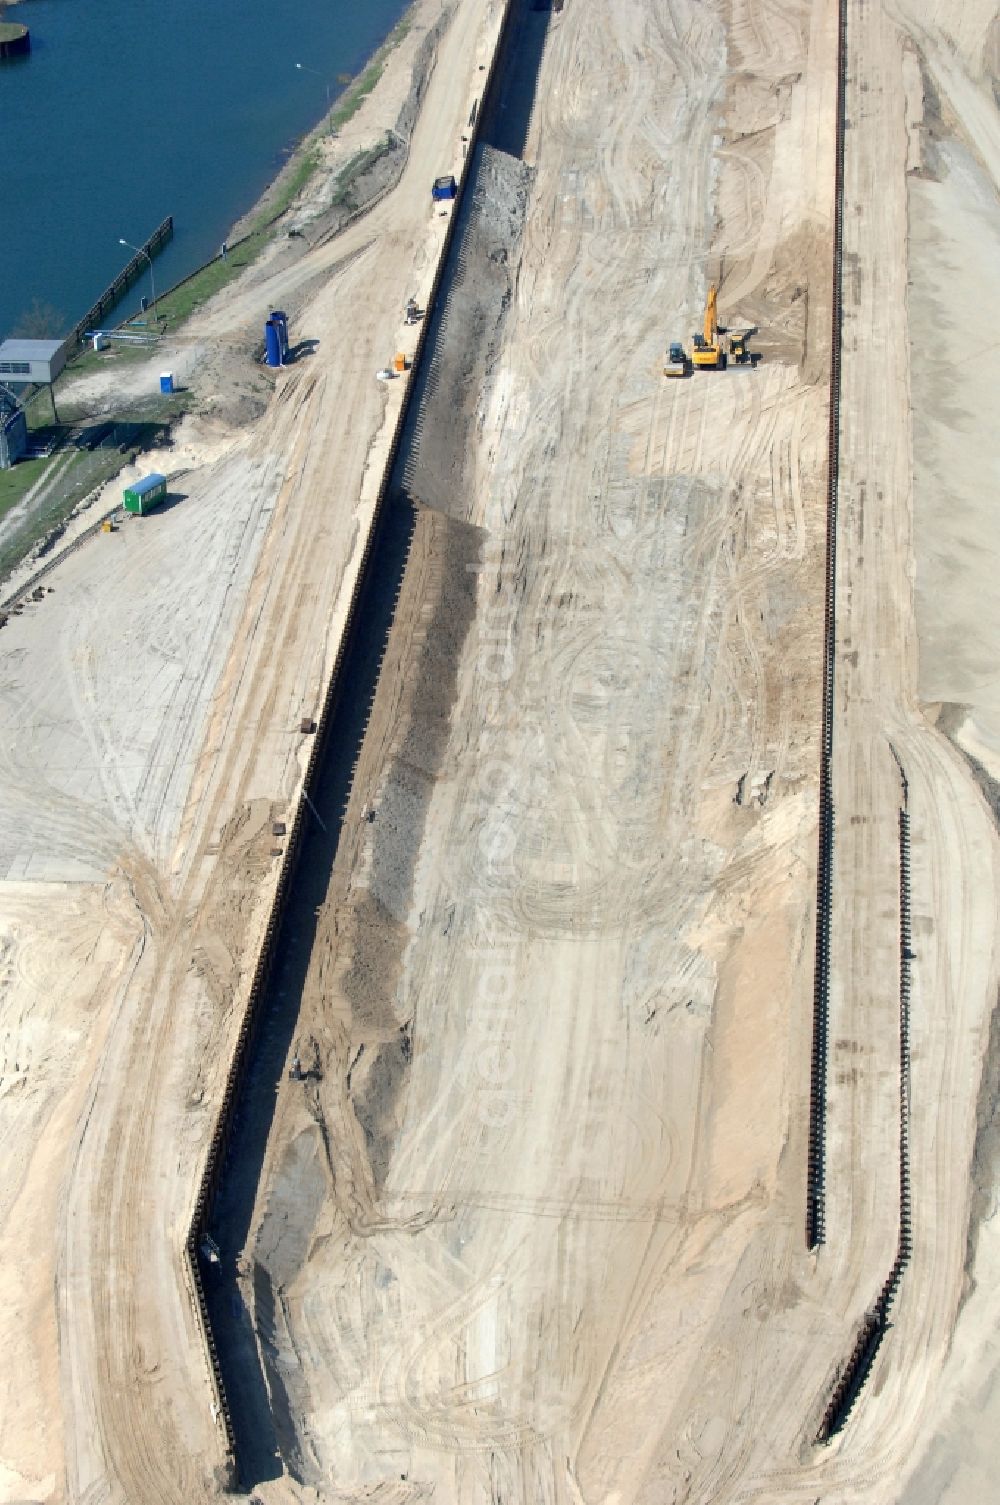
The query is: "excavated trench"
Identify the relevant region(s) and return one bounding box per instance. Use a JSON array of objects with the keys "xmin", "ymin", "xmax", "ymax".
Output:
[
  {"xmin": 202, "ymin": 492, "xmax": 419, "ymax": 1484},
  {"xmin": 198, "ymin": 3, "xmax": 547, "ymax": 1485}
]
